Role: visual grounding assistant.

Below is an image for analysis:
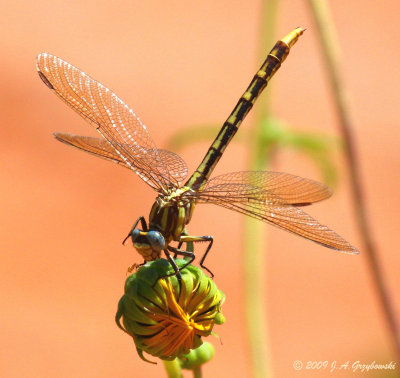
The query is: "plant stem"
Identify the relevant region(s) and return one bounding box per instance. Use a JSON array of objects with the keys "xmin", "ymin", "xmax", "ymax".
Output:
[
  {"xmin": 307, "ymin": 0, "xmax": 400, "ymax": 363},
  {"xmin": 243, "ymin": 1, "xmax": 279, "ymax": 378},
  {"xmin": 193, "ymin": 367, "xmax": 202, "ymax": 378},
  {"xmin": 163, "ymin": 359, "xmax": 183, "ymax": 378}
]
